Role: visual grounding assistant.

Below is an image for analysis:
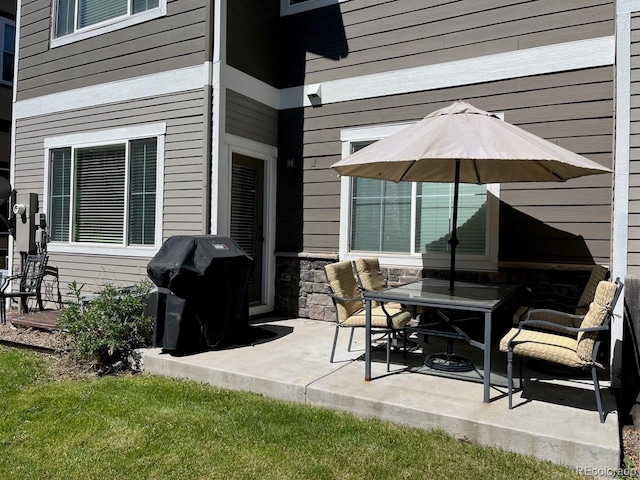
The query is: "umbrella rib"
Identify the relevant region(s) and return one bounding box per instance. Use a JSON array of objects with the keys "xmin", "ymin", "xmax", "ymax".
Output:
[
  {"xmin": 535, "ymin": 160, "xmax": 565, "ymax": 181},
  {"xmin": 472, "ymin": 159, "xmax": 481, "ymax": 184},
  {"xmin": 397, "ymin": 162, "xmax": 414, "ymax": 182}
]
